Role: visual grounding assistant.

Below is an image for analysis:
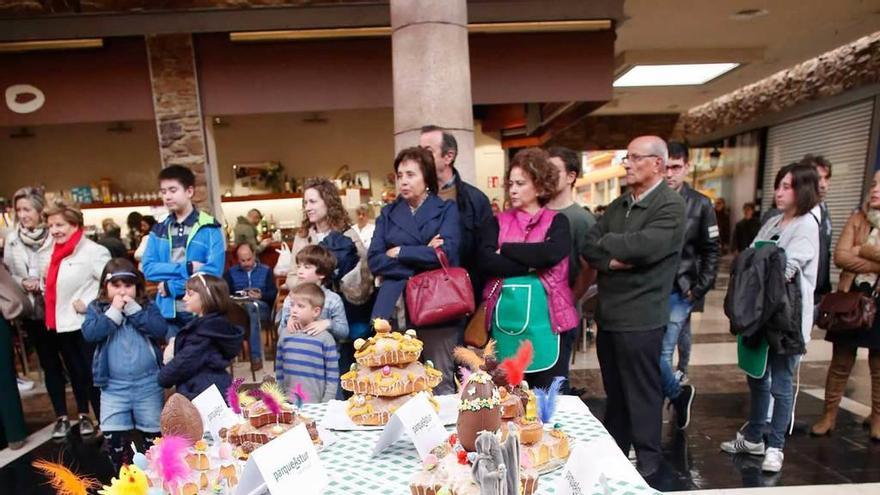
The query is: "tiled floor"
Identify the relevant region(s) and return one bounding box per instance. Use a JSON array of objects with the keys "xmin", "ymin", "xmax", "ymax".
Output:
[{"xmin": 3, "ymin": 268, "xmax": 879, "ymax": 494}]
